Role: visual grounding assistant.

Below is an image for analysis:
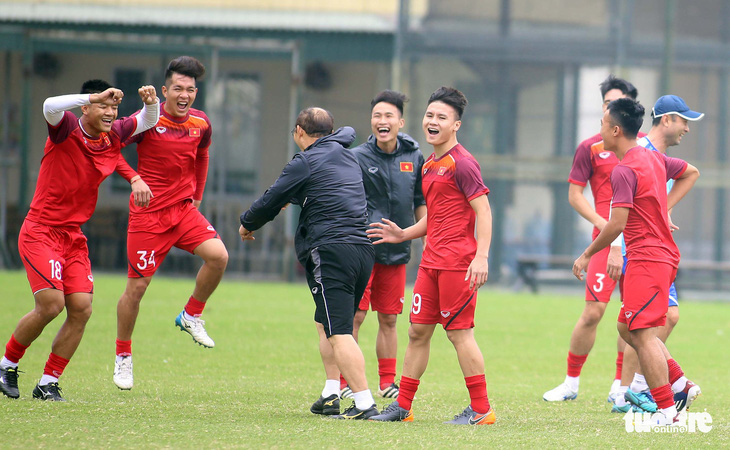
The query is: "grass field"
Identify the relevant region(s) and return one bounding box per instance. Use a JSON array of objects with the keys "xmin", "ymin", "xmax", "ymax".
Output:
[{"xmin": 0, "ymin": 270, "xmax": 727, "ymax": 448}]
